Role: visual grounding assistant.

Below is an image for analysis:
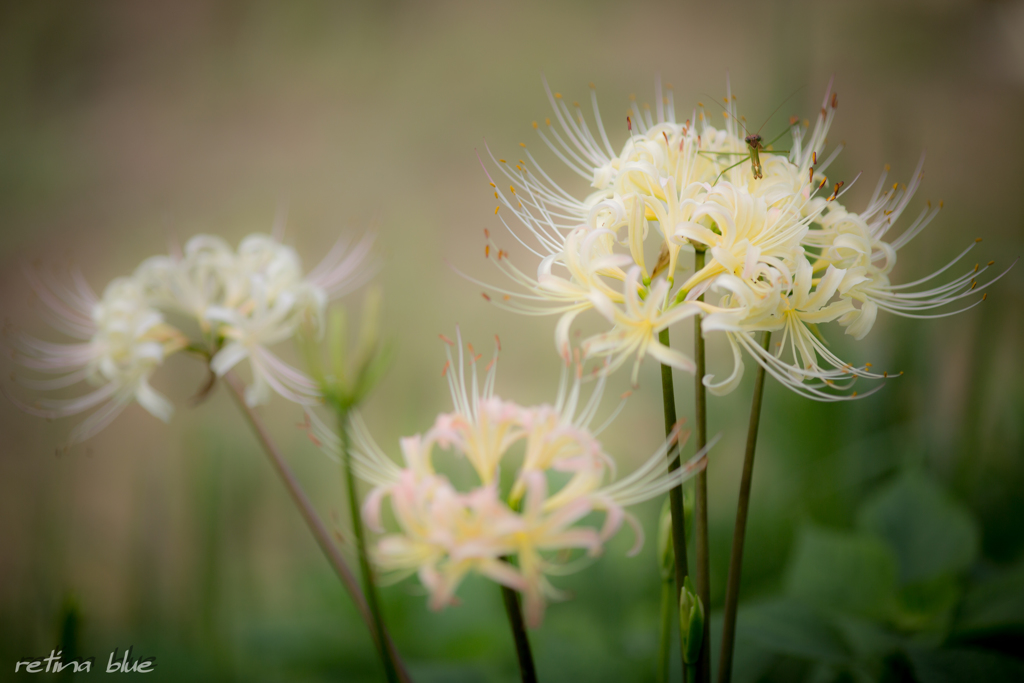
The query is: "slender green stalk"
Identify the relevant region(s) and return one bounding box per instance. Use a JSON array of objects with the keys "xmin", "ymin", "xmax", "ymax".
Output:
[
  {"xmin": 500, "ymin": 581, "xmax": 538, "ymax": 683},
  {"xmin": 657, "ymin": 578, "xmax": 674, "ymax": 683},
  {"xmin": 223, "ymin": 372, "xmax": 410, "ymax": 682},
  {"xmin": 692, "ymin": 248, "xmax": 711, "ymax": 683},
  {"xmin": 338, "ymin": 409, "xmax": 401, "ymax": 683},
  {"xmin": 658, "ymin": 327, "xmax": 690, "ymax": 681},
  {"xmin": 716, "ymin": 331, "xmax": 771, "ymax": 683}
]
